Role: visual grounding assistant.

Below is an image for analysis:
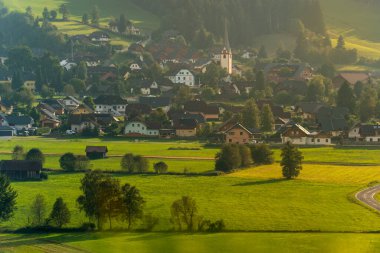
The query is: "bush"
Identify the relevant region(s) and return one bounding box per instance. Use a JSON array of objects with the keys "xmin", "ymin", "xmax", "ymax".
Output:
[
  {"xmin": 40, "ymin": 172, "xmax": 48, "ymax": 180},
  {"xmin": 250, "ymin": 144, "xmax": 274, "ymax": 164},
  {"xmin": 207, "ymin": 219, "xmax": 225, "ymax": 232},
  {"xmin": 215, "ymin": 144, "xmax": 254, "ymax": 172},
  {"xmin": 59, "ymin": 153, "xmax": 76, "ymax": 171},
  {"xmin": 153, "ymin": 162, "xmax": 168, "ymax": 174},
  {"xmin": 121, "ymin": 154, "xmax": 149, "ymax": 173},
  {"xmin": 25, "ymin": 148, "xmax": 45, "ymax": 164},
  {"xmin": 81, "ymin": 222, "xmax": 96, "ymax": 231},
  {"xmin": 239, "ymin": 145, "xmax": 253, "ymax": 167},
  {"xmin": 143, "ymin": 214, "xmax": 159, "ymax": 231}
]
